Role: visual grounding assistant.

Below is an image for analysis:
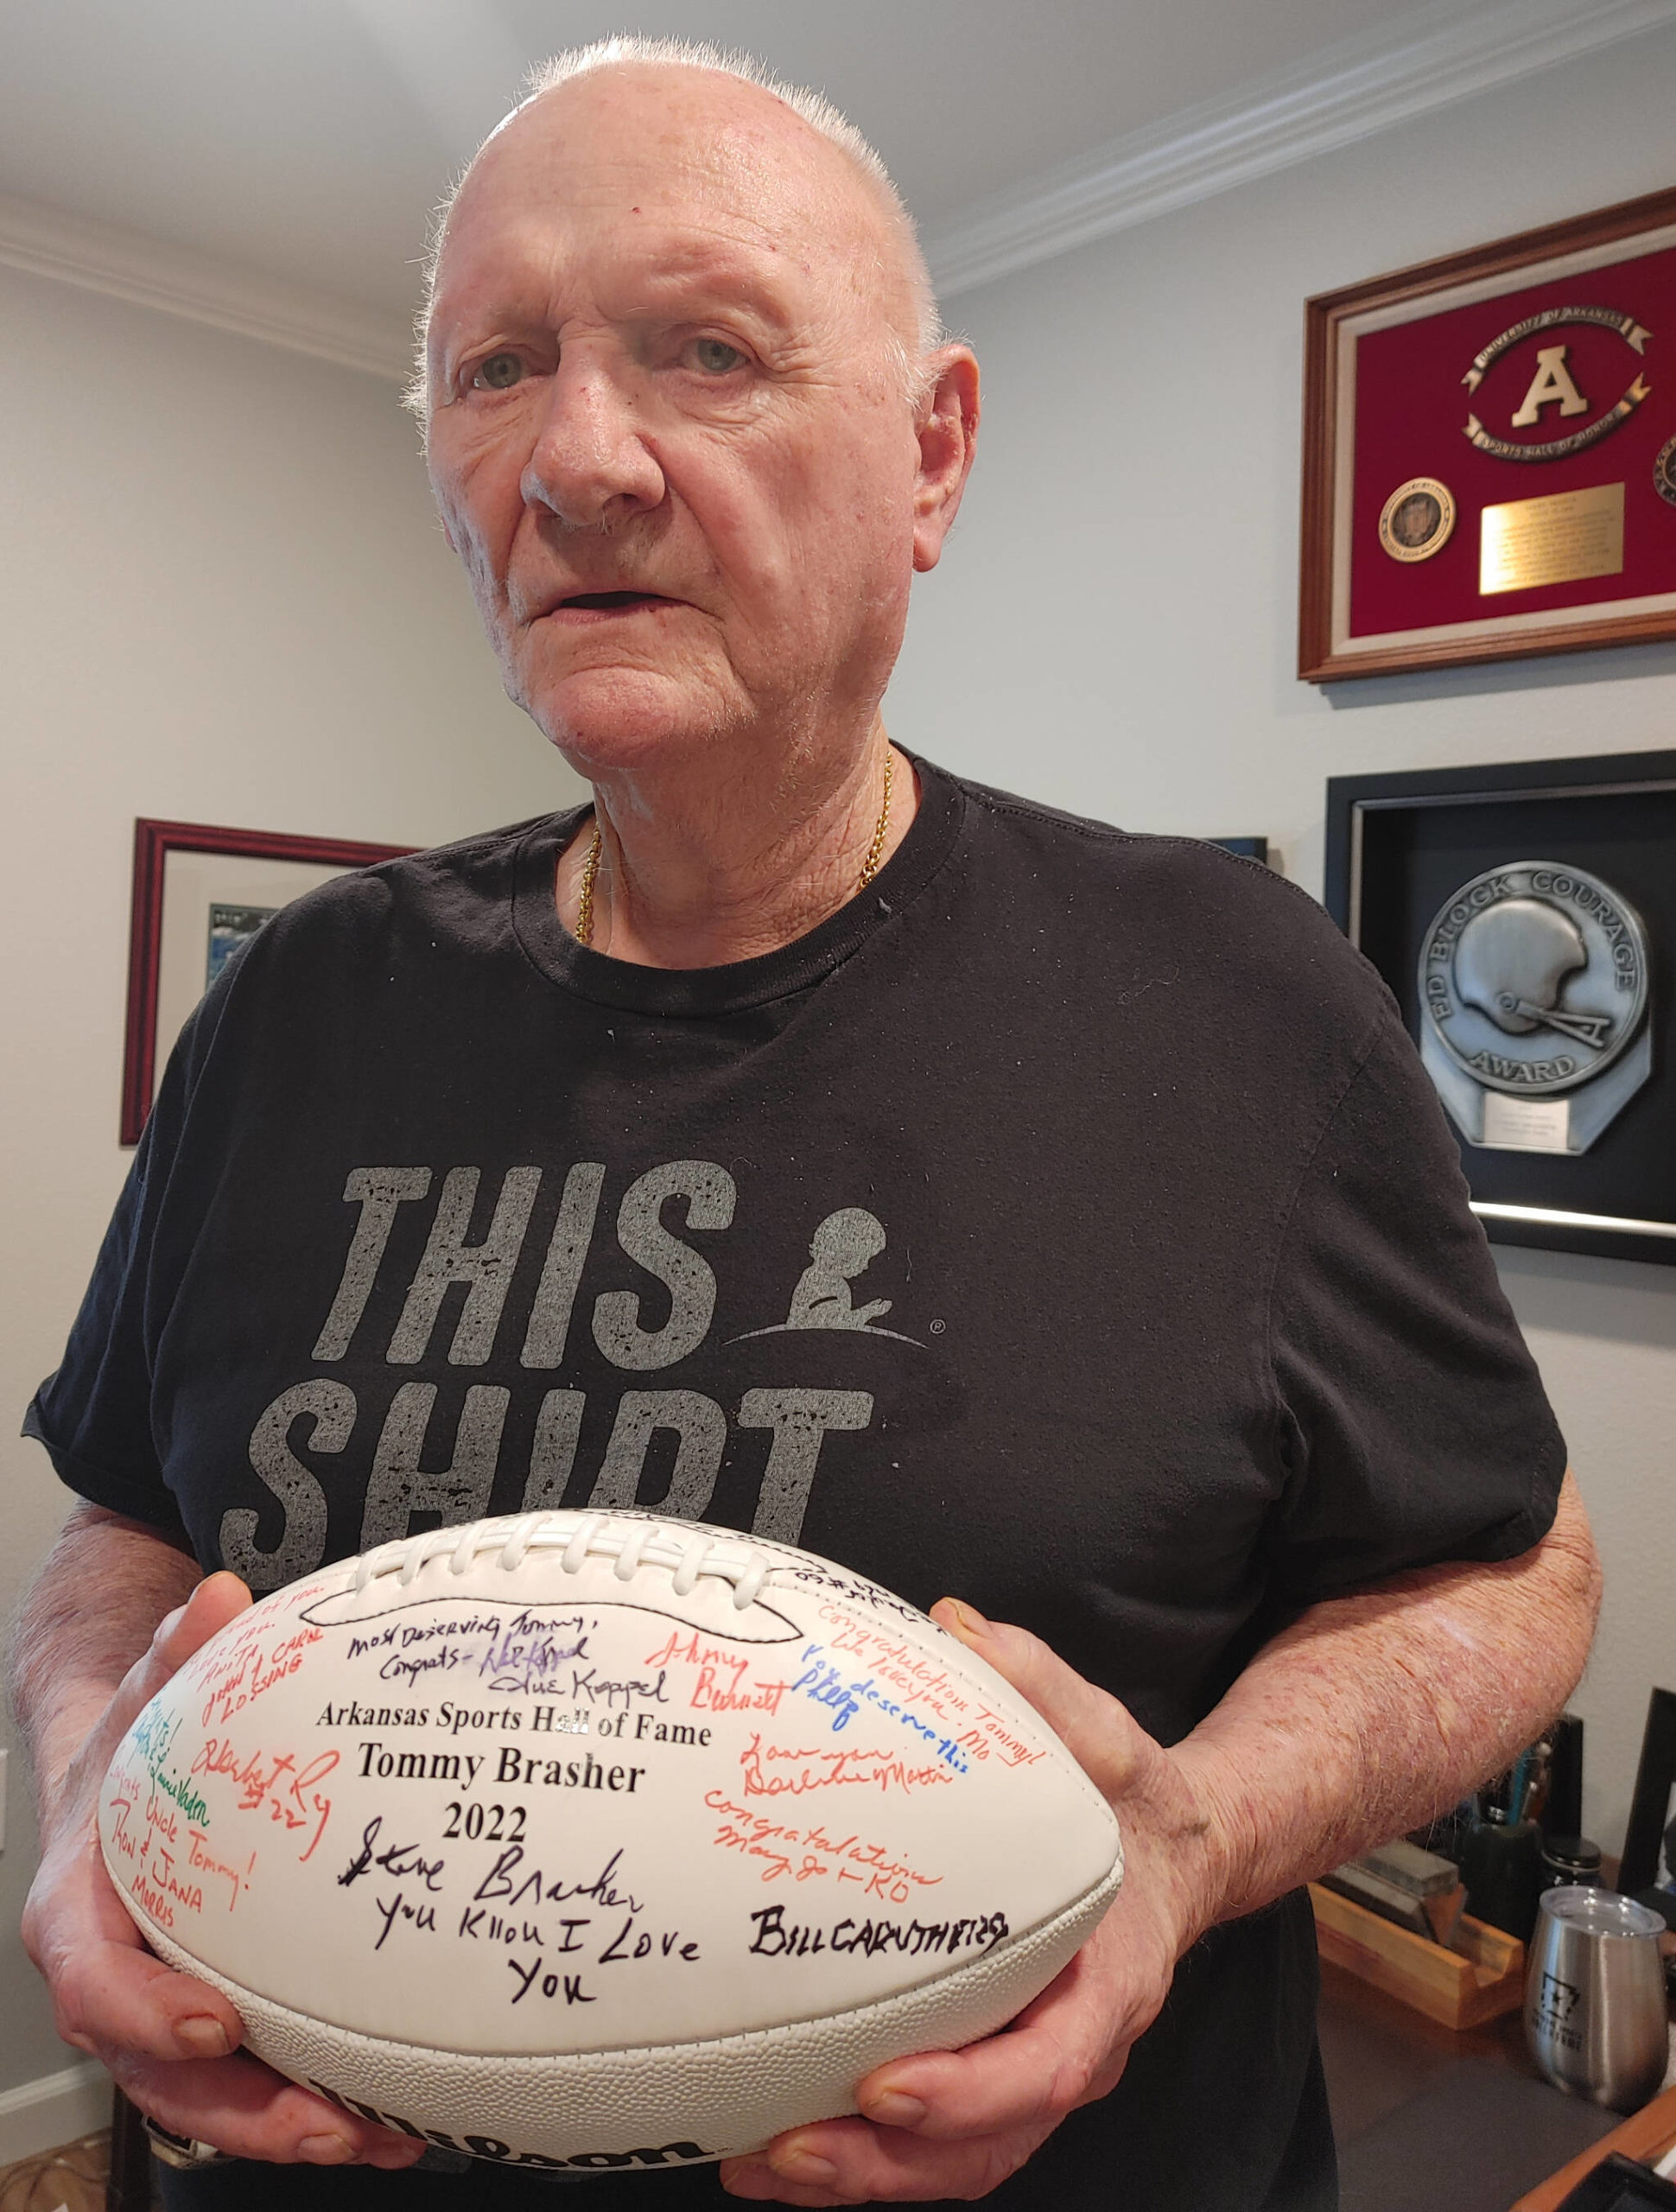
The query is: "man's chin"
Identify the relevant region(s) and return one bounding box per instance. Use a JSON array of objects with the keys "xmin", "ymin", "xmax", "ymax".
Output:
[{"xmin": 520, "ymin": 670, "xmax": 741, "ymax": 774}]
